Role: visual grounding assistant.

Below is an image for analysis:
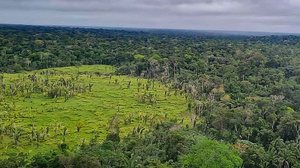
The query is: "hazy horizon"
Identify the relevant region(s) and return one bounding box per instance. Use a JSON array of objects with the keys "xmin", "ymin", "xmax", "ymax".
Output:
[
  {"xmin": 1, "ymin": 0, "xmax": 300, "ymax": 34},
  {"xmin": 2, "ymin": 23, "xmax": 299, "ymax": 36}
]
